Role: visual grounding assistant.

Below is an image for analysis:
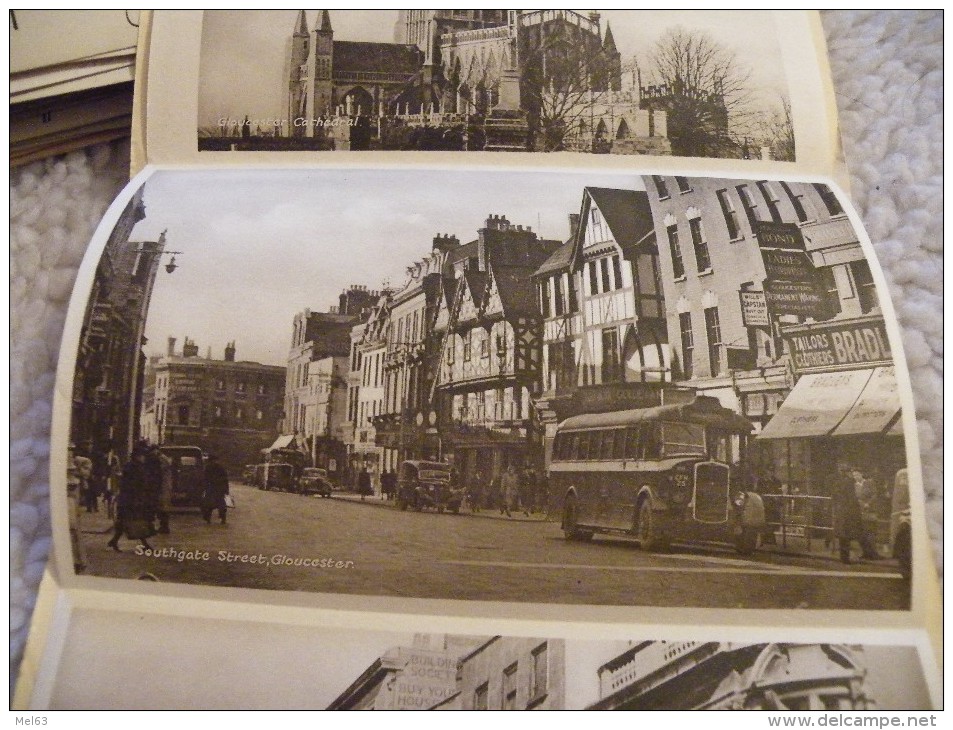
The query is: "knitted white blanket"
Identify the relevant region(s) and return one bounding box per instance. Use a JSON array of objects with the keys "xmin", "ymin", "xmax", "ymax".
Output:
[{"xmin": 9, "ymin": 10, "xmax": 942, "ymax": 690}]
